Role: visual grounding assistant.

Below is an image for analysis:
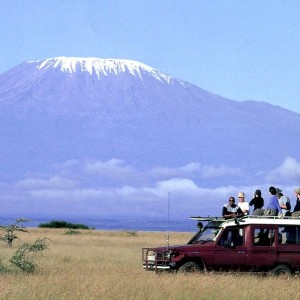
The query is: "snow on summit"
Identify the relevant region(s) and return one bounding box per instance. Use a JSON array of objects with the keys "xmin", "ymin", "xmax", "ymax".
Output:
[{"xmin": 31, "ymin": 57, "xmax": 174, "ymax": 83}]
